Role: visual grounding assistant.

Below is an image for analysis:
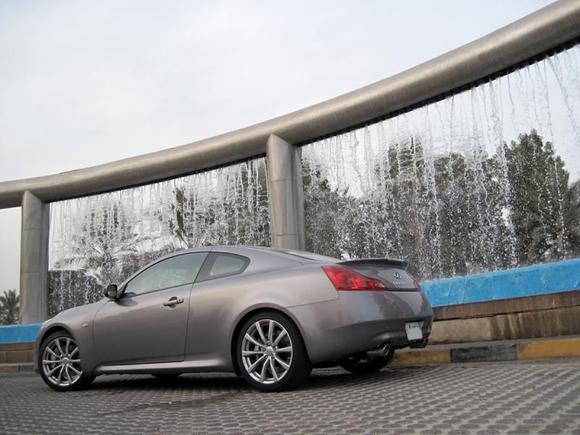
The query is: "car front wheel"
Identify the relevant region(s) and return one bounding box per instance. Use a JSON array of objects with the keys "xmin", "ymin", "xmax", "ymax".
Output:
[
  {"xmin": 38, "ymin": 331, "xmax": 95, "ymax": 391},
  {"xmin": 236, "ymin": 312, "xmax": 311, "ymax": 392}
]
